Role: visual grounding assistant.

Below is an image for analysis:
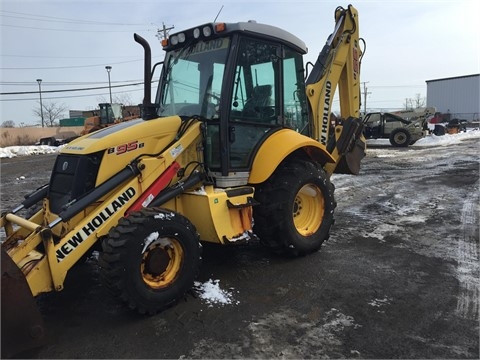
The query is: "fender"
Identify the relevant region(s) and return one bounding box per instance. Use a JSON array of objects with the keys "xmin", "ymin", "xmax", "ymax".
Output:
[{"xmin": 248, "ymin": 129, "xmax": 335, "ymax": 184}]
